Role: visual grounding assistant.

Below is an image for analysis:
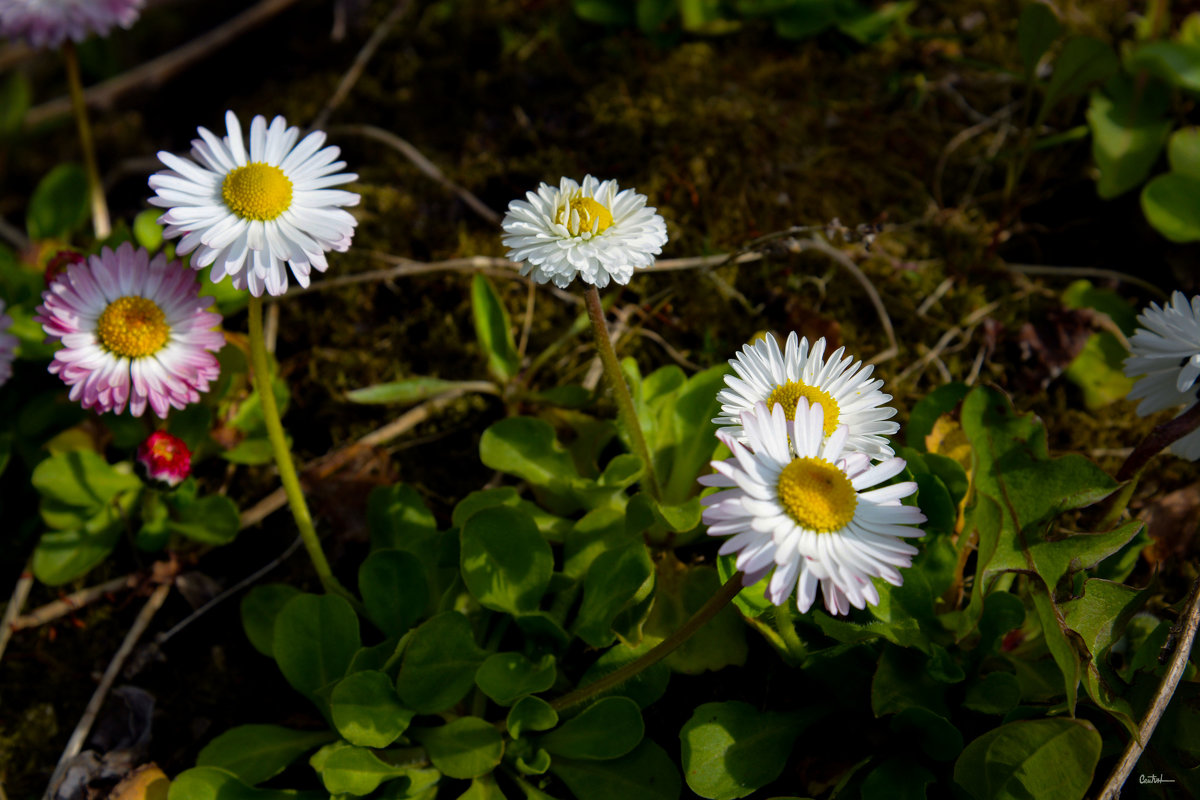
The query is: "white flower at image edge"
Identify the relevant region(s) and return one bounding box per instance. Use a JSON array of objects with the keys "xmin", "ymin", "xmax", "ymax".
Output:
[
  {"xmin": 0, "ymin": 0, "xmax": 143, "ymax": 49},
  {"xmin": 1124, "ymin": 290, "xmax": 1200, "ymax": 460},
  {"xmin": 714, "ymin": 332, "xmax": 900, "ymax": 460},
  {"xmin": 501, "ymin": 175, "xmax": 668, "ymax": 289},
  {"xmin": 148, "ymin": 111, "xmax": 360, "ymax": 297},
  {"xmin": 700, "ymin": 398, "xmax": 925, "ymax": 616}
]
